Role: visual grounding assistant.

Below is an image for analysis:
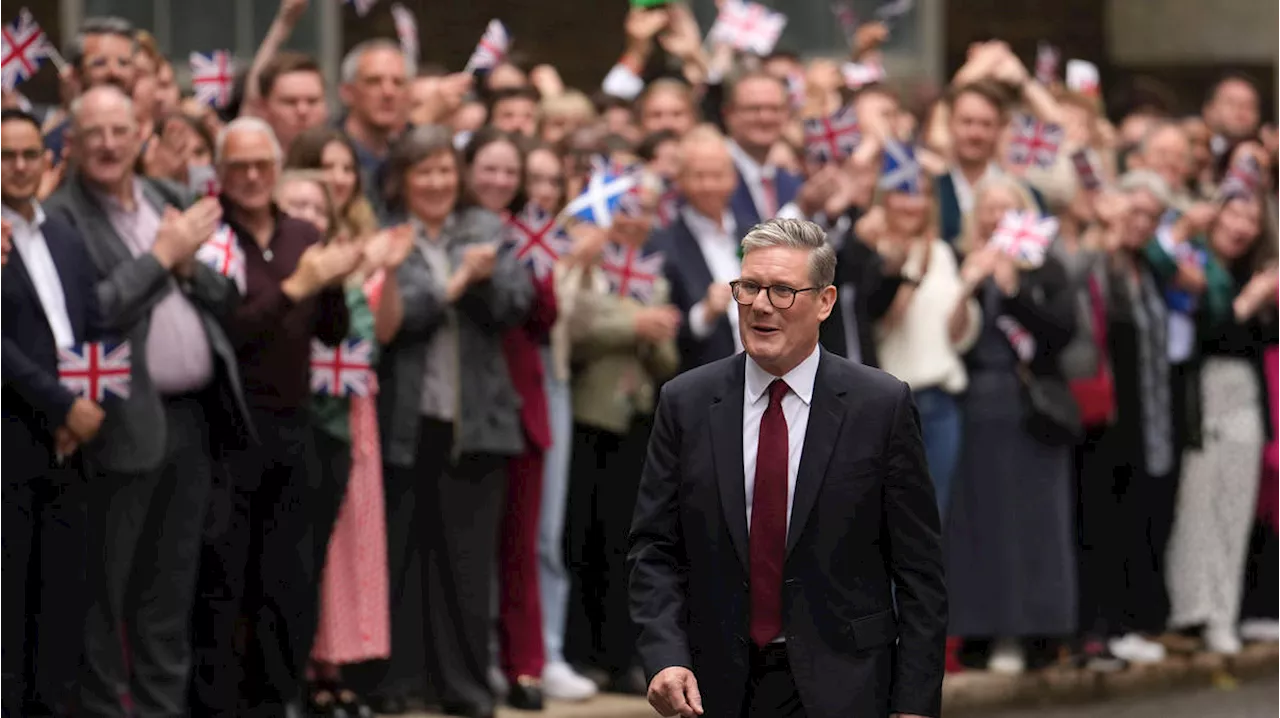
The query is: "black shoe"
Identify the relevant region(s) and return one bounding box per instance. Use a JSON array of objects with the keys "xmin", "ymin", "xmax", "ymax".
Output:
[
  {"xmin": 507, "ymin": 676, "xmax": 545, "ymax": 711},
  {"xmin": 335, "ymin": 687, "xmax": 374, "ymax": 718},
  {"xmin": 607, "ymin": 667, "xmax": 648, "ymax": 696},
  {"xmin": 367, "ymin": 693, "xmax": 409, "ymax": 715},
  {"xmin": 440, "ymin": 702, "xmax": 496, "ymax": 718}
]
